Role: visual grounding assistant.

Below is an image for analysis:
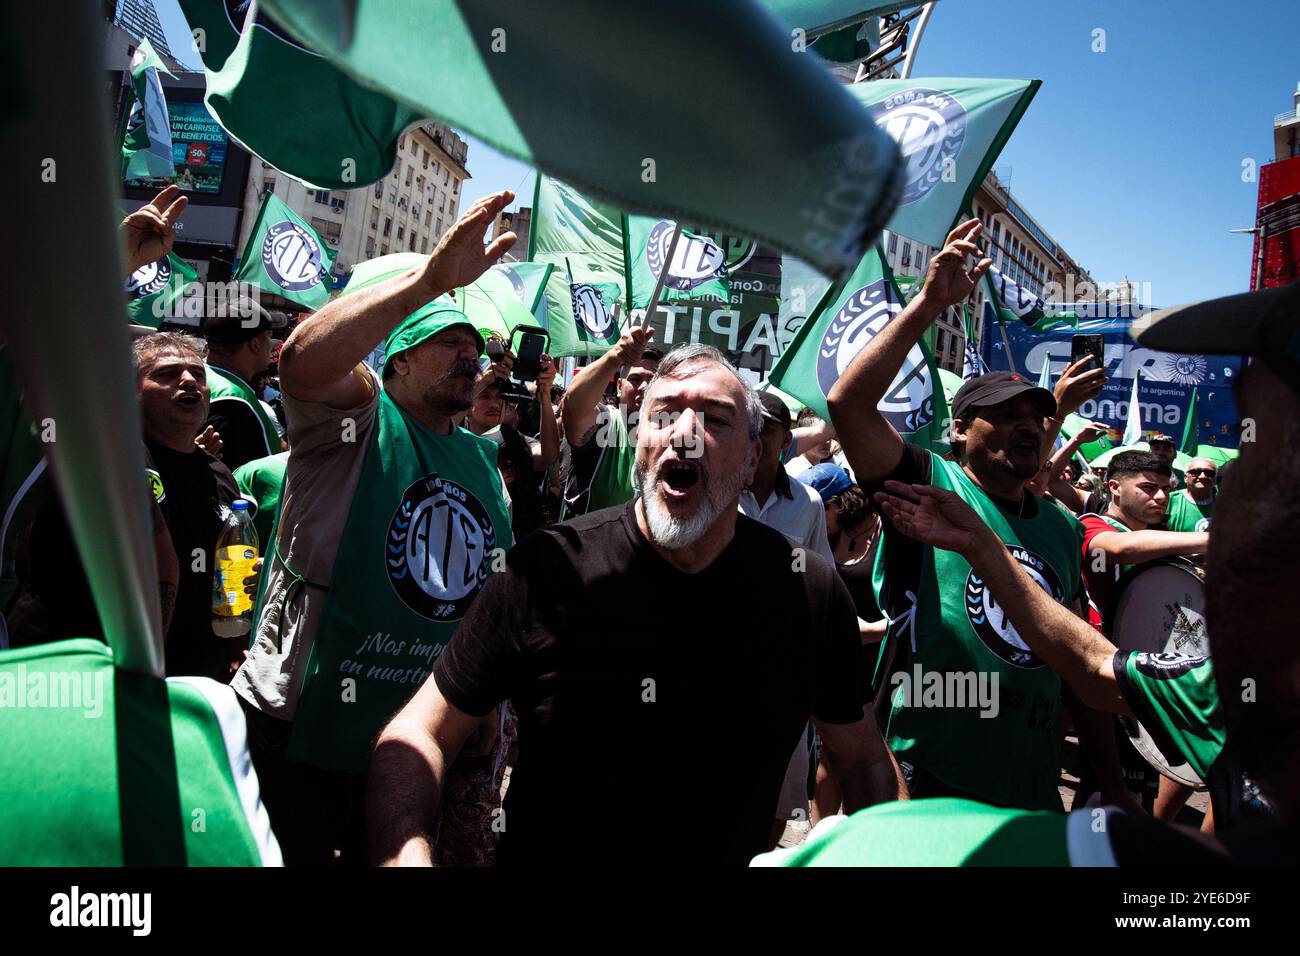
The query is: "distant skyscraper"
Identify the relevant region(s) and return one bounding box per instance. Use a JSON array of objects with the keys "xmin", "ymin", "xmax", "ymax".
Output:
[{"xmin": 112, "ymin": 0, "xmax": 175, "ymax": 61}]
